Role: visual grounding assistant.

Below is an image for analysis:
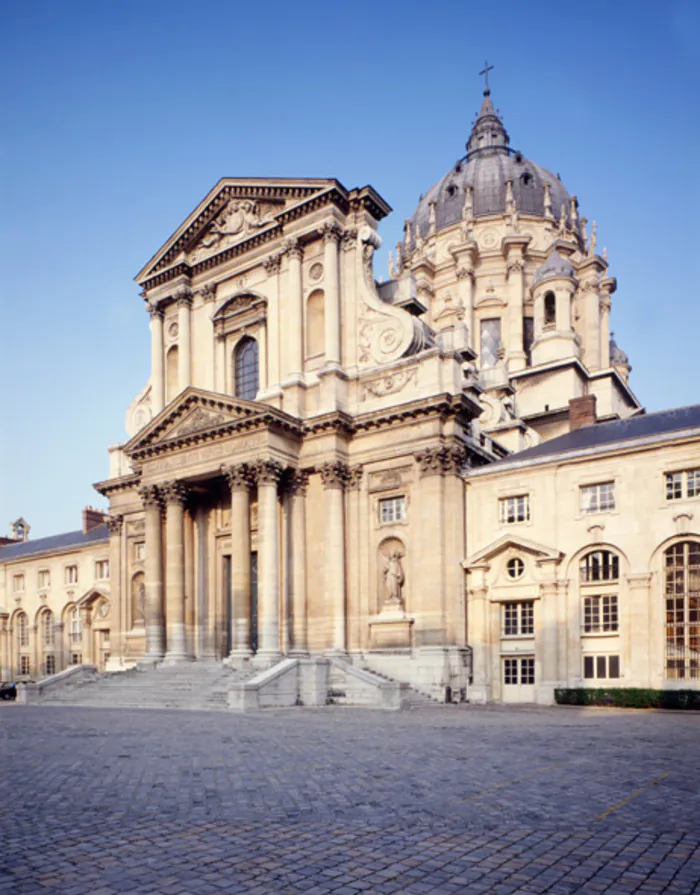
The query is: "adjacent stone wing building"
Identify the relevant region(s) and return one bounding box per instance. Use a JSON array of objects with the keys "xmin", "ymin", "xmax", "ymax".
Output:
[{"xmin": 1, "ymin": 84, "xmax": 697, "ymax": 703}]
